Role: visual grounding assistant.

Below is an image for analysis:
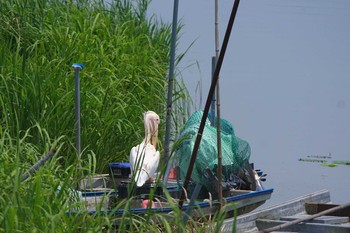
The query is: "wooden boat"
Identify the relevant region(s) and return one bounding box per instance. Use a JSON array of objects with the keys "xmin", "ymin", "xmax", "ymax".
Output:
[
  {"xmin": 221, "ymin": 189, "xmax": 350, "ymax": 233},
  {"xmin": 73, "ymin": 164, "xmax": 273, "ymax": 221},
  {"xmin": 80, "ymin": 186, "xmax": 273, "ymax": 219}
]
